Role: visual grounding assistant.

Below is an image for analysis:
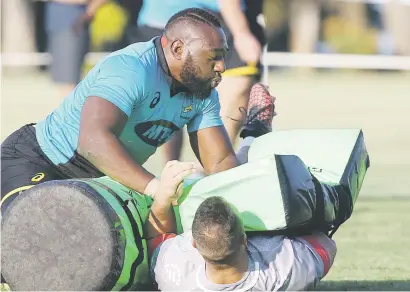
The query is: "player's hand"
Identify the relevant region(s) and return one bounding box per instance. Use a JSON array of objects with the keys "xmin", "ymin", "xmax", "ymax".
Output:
[
  {"xmin": 156, "ymin": 161, "xmax": 196, "ymax": 204},
  {"xmin": 71, "ymin": 12, "xmax": 93, "ymax": 35},
  {"xmin": 233, "ymin": 32, "xmax": 262, "ymax": 65}
]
